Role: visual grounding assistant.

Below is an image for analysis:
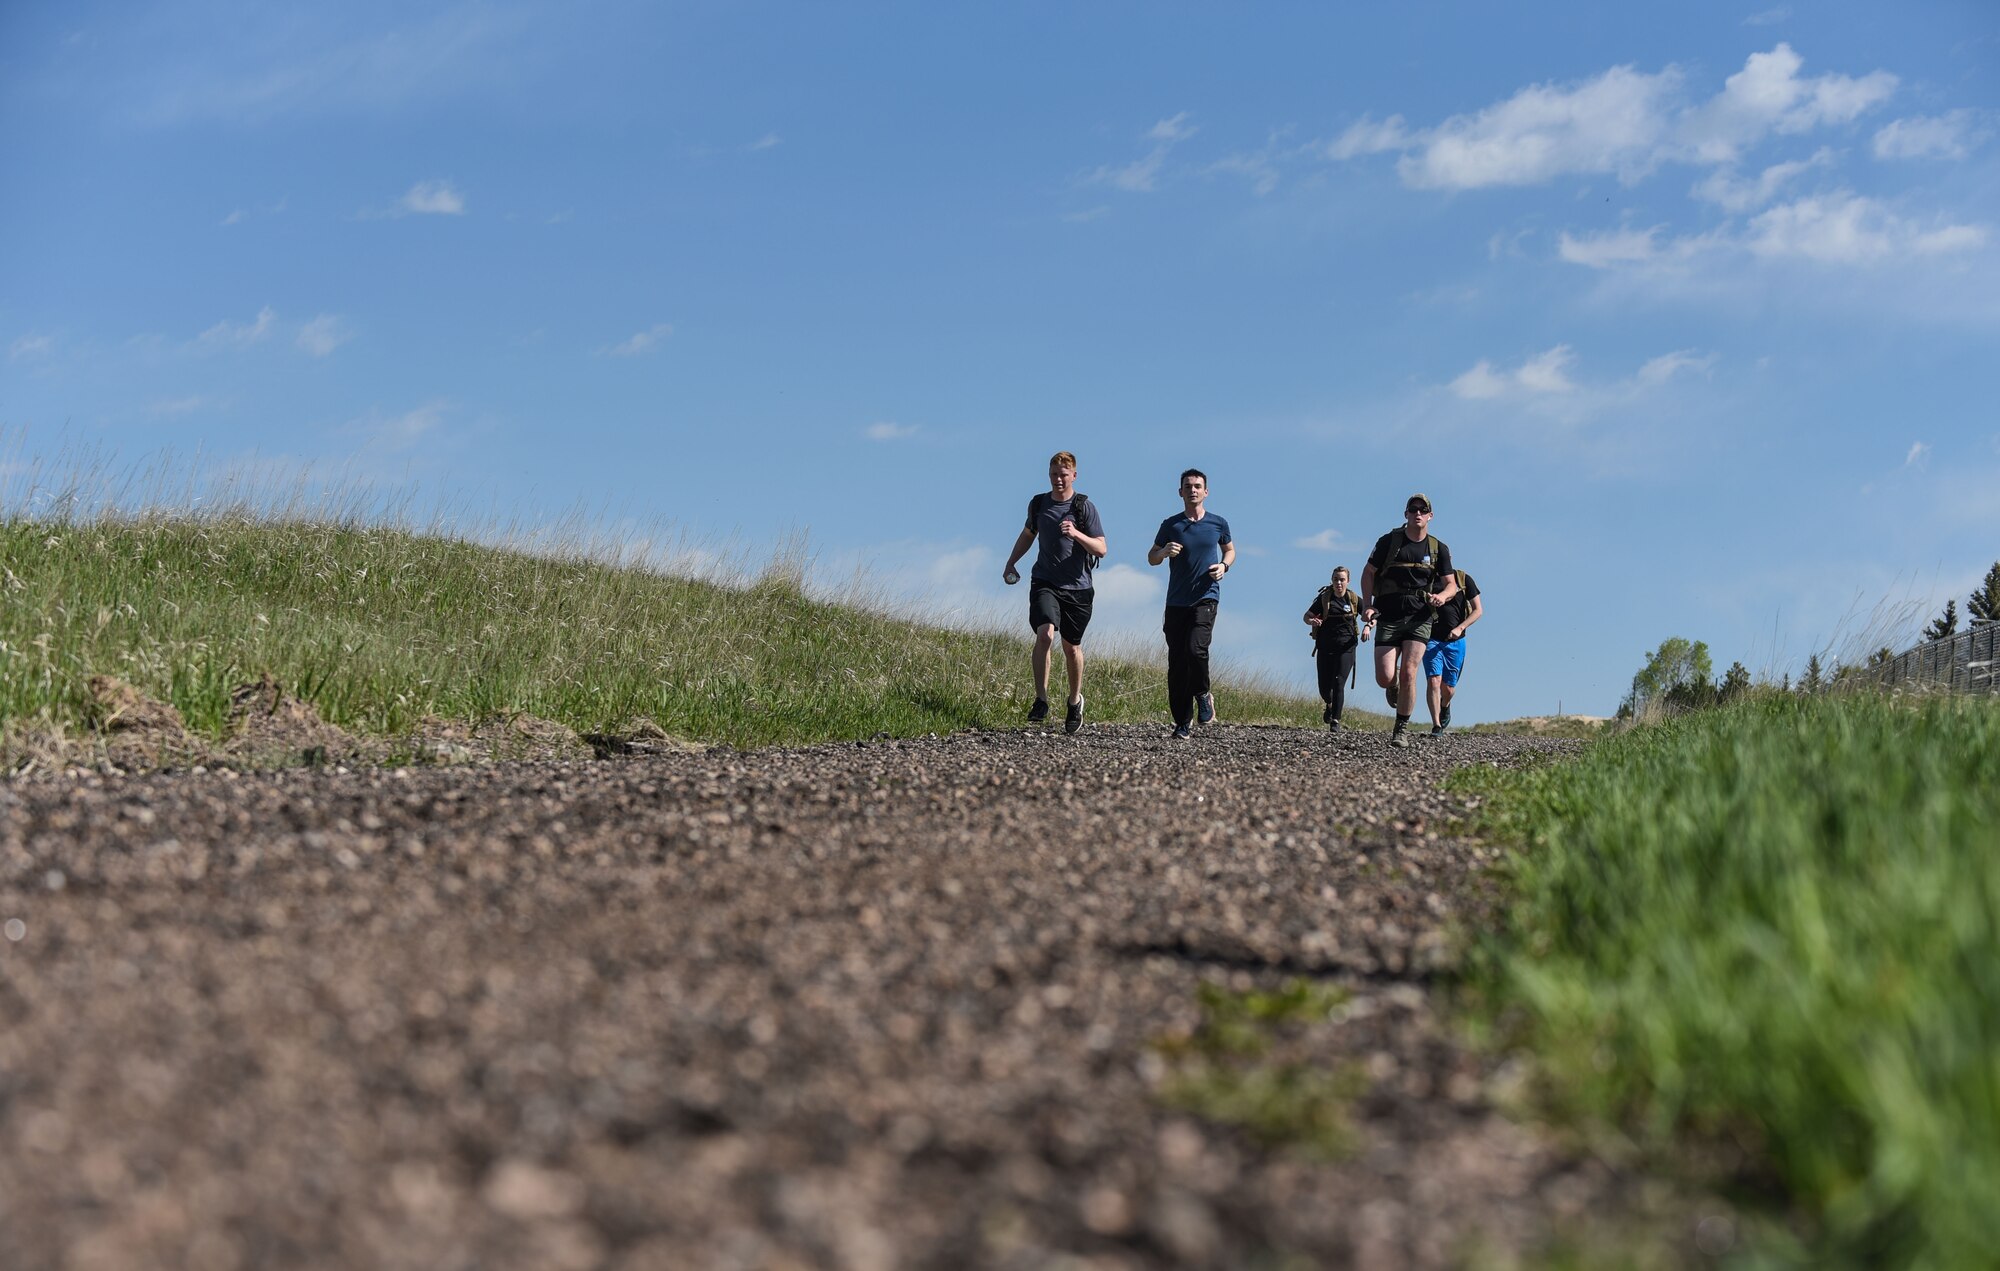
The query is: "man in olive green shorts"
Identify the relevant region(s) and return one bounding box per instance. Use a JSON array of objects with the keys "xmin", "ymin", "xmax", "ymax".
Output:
[{"xmin": 1361, "ymin": 493, "xmax": 1458, "ymax": 749}]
